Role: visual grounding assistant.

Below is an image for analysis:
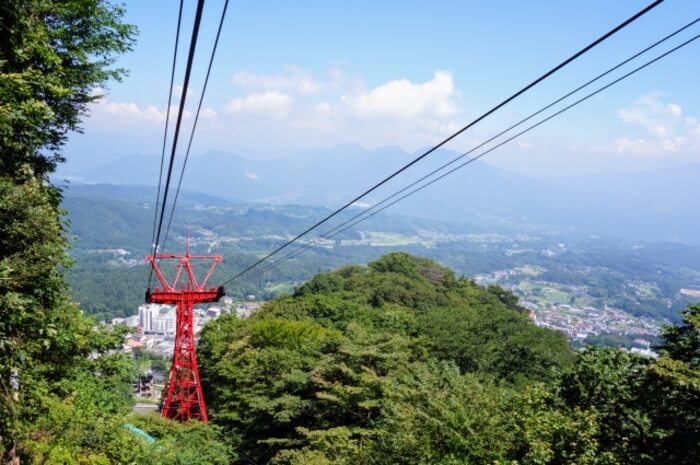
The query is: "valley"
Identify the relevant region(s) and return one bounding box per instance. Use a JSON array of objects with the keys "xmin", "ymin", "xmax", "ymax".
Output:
[{"xmin": 63, "ymin": 184, "xmax": 700, "ymax": 349}]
